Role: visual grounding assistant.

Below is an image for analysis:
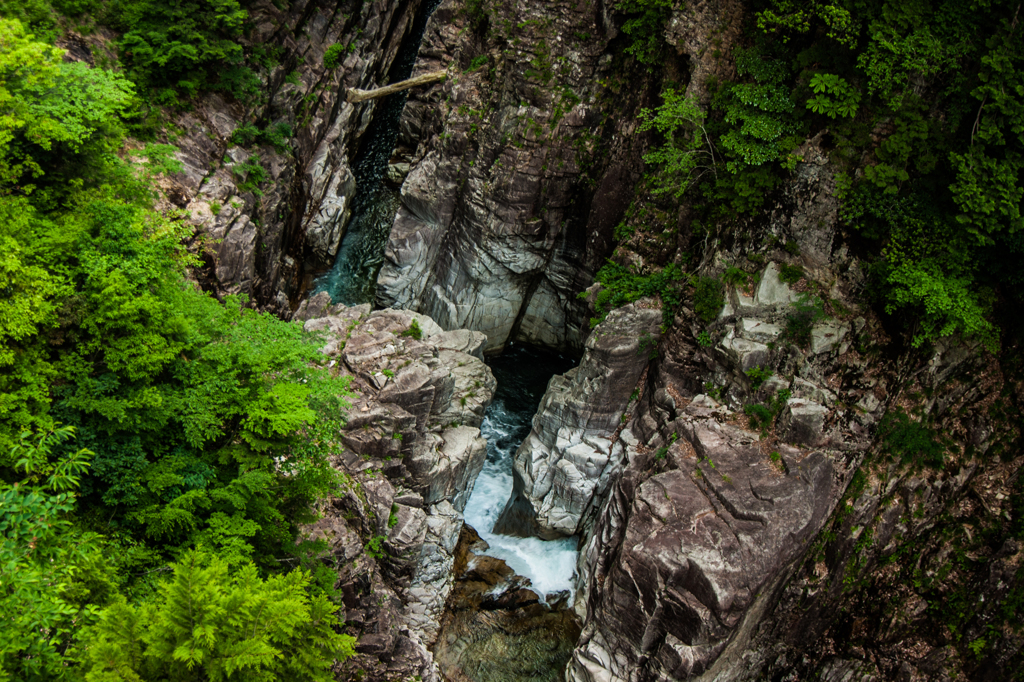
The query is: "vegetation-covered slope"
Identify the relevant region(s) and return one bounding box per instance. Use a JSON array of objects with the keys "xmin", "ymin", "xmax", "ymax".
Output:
[{"xmin": 0, "ymin": 10, "xmax": 357, "ymax": 680}]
